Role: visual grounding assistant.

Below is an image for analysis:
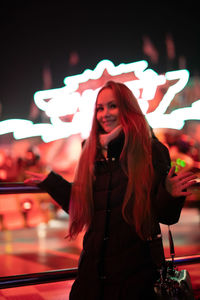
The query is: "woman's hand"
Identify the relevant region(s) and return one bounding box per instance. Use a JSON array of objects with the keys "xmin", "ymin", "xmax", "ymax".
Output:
[
  {"xmin": 24, "ymin": 171, "xmax": 48, "ymax": 186},
  {"xmin": 165, "ymin": 166, "xmax": 197, "ymax": 197}
]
